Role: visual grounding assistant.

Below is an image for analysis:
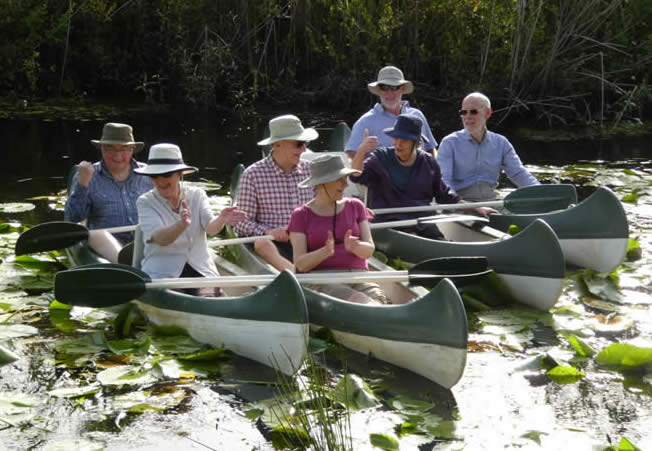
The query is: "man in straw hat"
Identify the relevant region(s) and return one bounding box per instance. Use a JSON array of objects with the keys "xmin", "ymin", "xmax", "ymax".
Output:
[
  {"xmin": 135, "ymin": 144, "xmax": 245, "ymax": 294},
  {"xmin": 345, "ymin": 66, "xmax": 437, "ymax": 157},
  {"xmin": 234, "ymin": 114, "xmax": 318, "ymax": 271},
  {"xmin": 437, "ymin": 92, "xmax": 539, "ymax": 202},
  {"xmin": 65, "ymin": 122, "xmax": 153, "ymax": 262}
]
